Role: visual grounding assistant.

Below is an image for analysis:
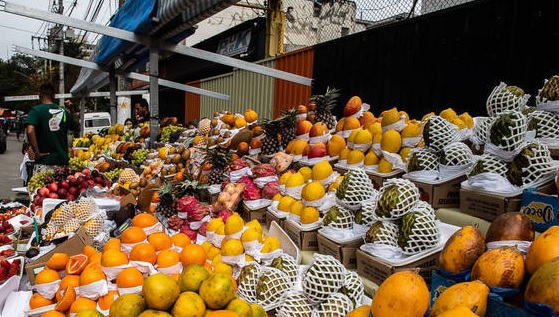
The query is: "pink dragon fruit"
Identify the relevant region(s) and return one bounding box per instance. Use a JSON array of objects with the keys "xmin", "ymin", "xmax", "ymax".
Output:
[
  {"xmin": 262, "ymin": 181, "xmax": 279, "ymax": 200},
  {"xmin": 188, "ymin": 204, "xmax": 211, "ymax": 222},
  {"xmin": 237, "ymin": 176, "xmax": 254, "ymax": 187},
  {"xmin": 243, "ymin": 182, "xmax": 262, "ymax": 200},
  {"xmin": 252, "ymin": 164, "xmax": 276, "ymax": 178},
  {"xmin": 230, "ymin": 159, "xmax": 248, "ymax": 171},
  {"xmin": 167, "ymin": 215, "xmax": 185, "ymax": 231},
  {"xmin": 177, "ymin": 195, "xmax": 199, "ymax": 214},
  {"xmin": 218, "ymin": 209, "xmax": 233, "ymax": 222},
  {"xmin": 198, "ymin": 222, "xmax": 208, "ymax": 236},
  {"xmin": 180, "ymin": 222, "xmax": 198, "ymax": 241}
]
